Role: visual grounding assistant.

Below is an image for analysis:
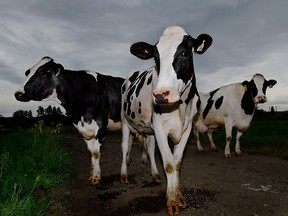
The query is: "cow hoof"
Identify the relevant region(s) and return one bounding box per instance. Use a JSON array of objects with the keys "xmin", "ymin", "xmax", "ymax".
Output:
[
  {"xmin": 235, "ymin": 151, "xmax": 242, "ymax": 156},
  {"xmin": 120, "ymin": 174, "xmax": 128, "ymax": 184},
  {"xmin": 166, "ymin": 195, "xmax": 187, "ymax": 215},
  {"xmin": 152, "ymin": 174, "xmax": 161, "ymax": 183},
  {"xmin": 224, "ymin": 153, "xmax": 231, "ymax": 158},
  {"xmin": 88, "ymin": 176, "xmax": 101, "ymax": 185},
  {"xmin": 212, "ymin": 148, "xmax": 218, "ymax": 152},
  {"xmin": 166, "ymin": 205, "xmax": 181, "ymax": 215},
  {"xmin": 198, "ymin": 150, "xmax": 206, "ymax": 153}
]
